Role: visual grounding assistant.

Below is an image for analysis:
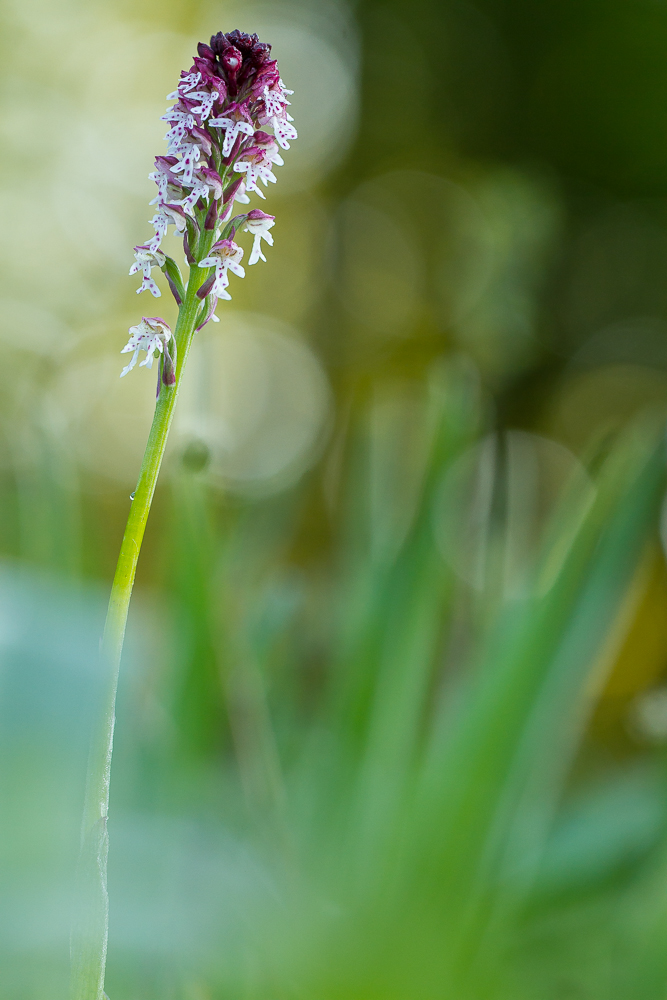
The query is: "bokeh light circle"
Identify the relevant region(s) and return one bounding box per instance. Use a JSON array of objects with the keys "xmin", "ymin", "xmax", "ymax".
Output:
[{"xmin": 173, "ymin": 313, "xmax": 332, "ymax": 496}]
